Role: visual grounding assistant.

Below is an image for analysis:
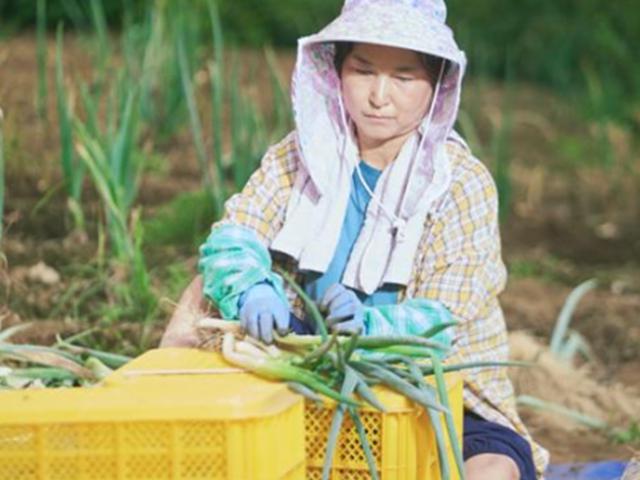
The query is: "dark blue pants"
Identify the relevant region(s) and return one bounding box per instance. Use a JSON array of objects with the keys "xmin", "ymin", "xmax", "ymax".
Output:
[{"xmin": 464, "ymin": 410, "xmax": 537, "ymax": 480}]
